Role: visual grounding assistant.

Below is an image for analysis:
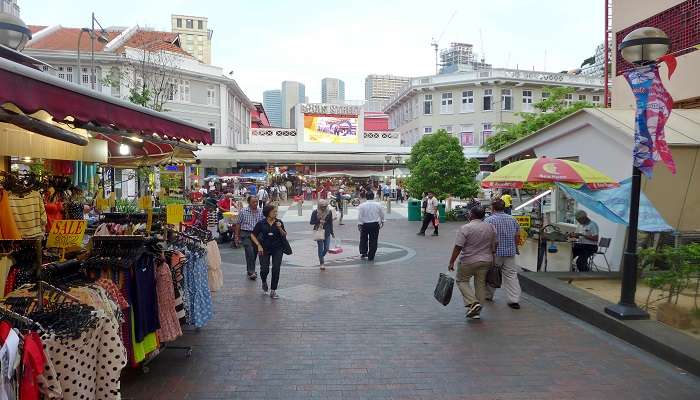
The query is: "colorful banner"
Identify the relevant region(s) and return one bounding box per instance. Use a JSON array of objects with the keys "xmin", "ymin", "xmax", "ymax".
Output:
[
  {"xmin": 303, "ymin": 115, "xmax": 358, "ymax": 144},
  {"xmin": 623, "ymin": 64, "xmax": 675, "ymax": 177},
  {"xmin": 47, "ymin": 220, "xmax": 87, "ymax": 248}
]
